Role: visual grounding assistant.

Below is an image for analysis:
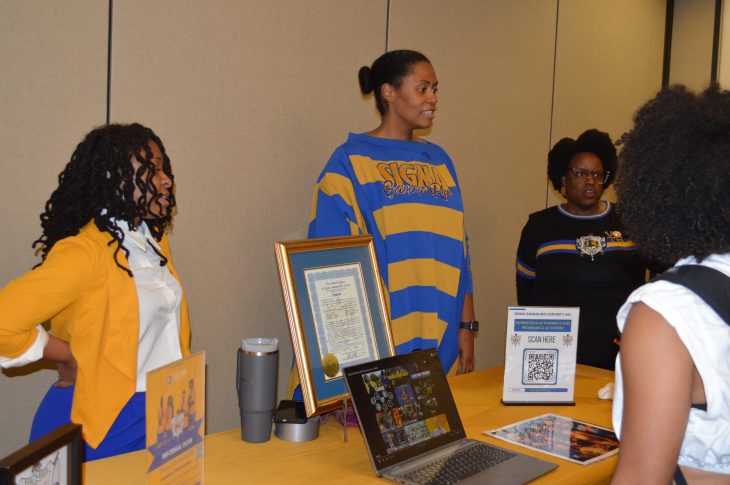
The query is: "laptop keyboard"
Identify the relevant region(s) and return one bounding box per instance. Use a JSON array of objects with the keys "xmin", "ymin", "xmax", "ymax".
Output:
[{"xmin": 402, "ymin": 443, "xmax": 517, "ymax": 485}]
